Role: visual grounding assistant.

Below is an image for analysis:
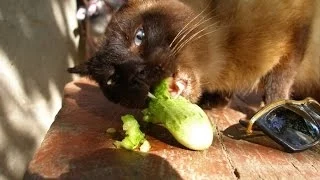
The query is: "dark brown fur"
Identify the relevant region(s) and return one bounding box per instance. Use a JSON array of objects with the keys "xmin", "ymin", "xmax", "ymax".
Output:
[{"xmin": 69, "ymin": 0, "xmax": 320, "ymax": 109}]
